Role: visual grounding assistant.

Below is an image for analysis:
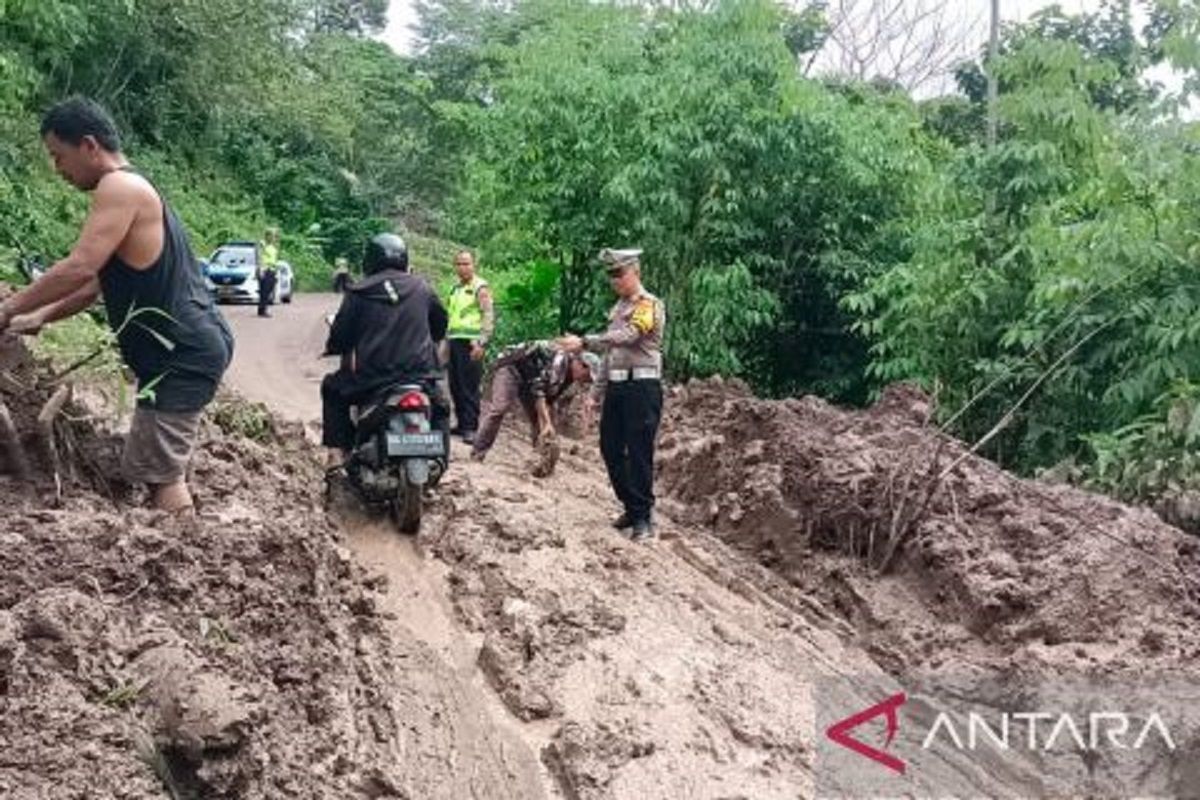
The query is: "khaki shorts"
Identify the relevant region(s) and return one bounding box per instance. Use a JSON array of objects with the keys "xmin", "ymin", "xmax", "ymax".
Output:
[{"xmin": 122, "ymin": 407, "xmax": 202, "ymax": 485}]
